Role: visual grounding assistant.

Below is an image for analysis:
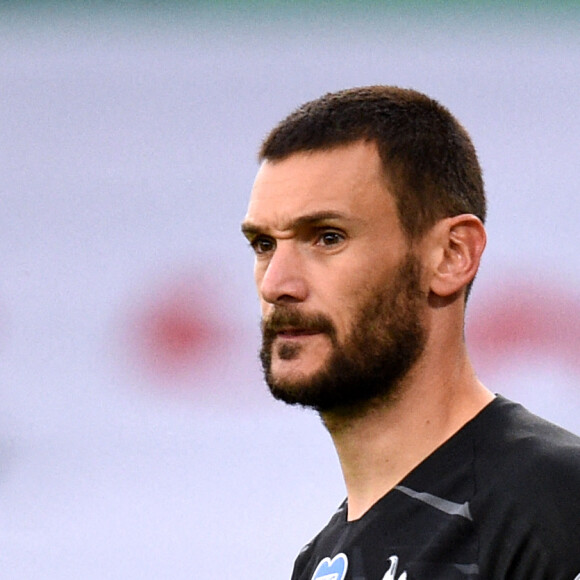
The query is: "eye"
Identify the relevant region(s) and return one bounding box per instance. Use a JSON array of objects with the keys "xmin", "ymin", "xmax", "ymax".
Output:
[
  {"xmin": 317, "ymin": 230, "xmax": 345, "ymax": 247},
  {"xmin": 250, "ymin": 235, "xmax": 275, "ymax": 255}
]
